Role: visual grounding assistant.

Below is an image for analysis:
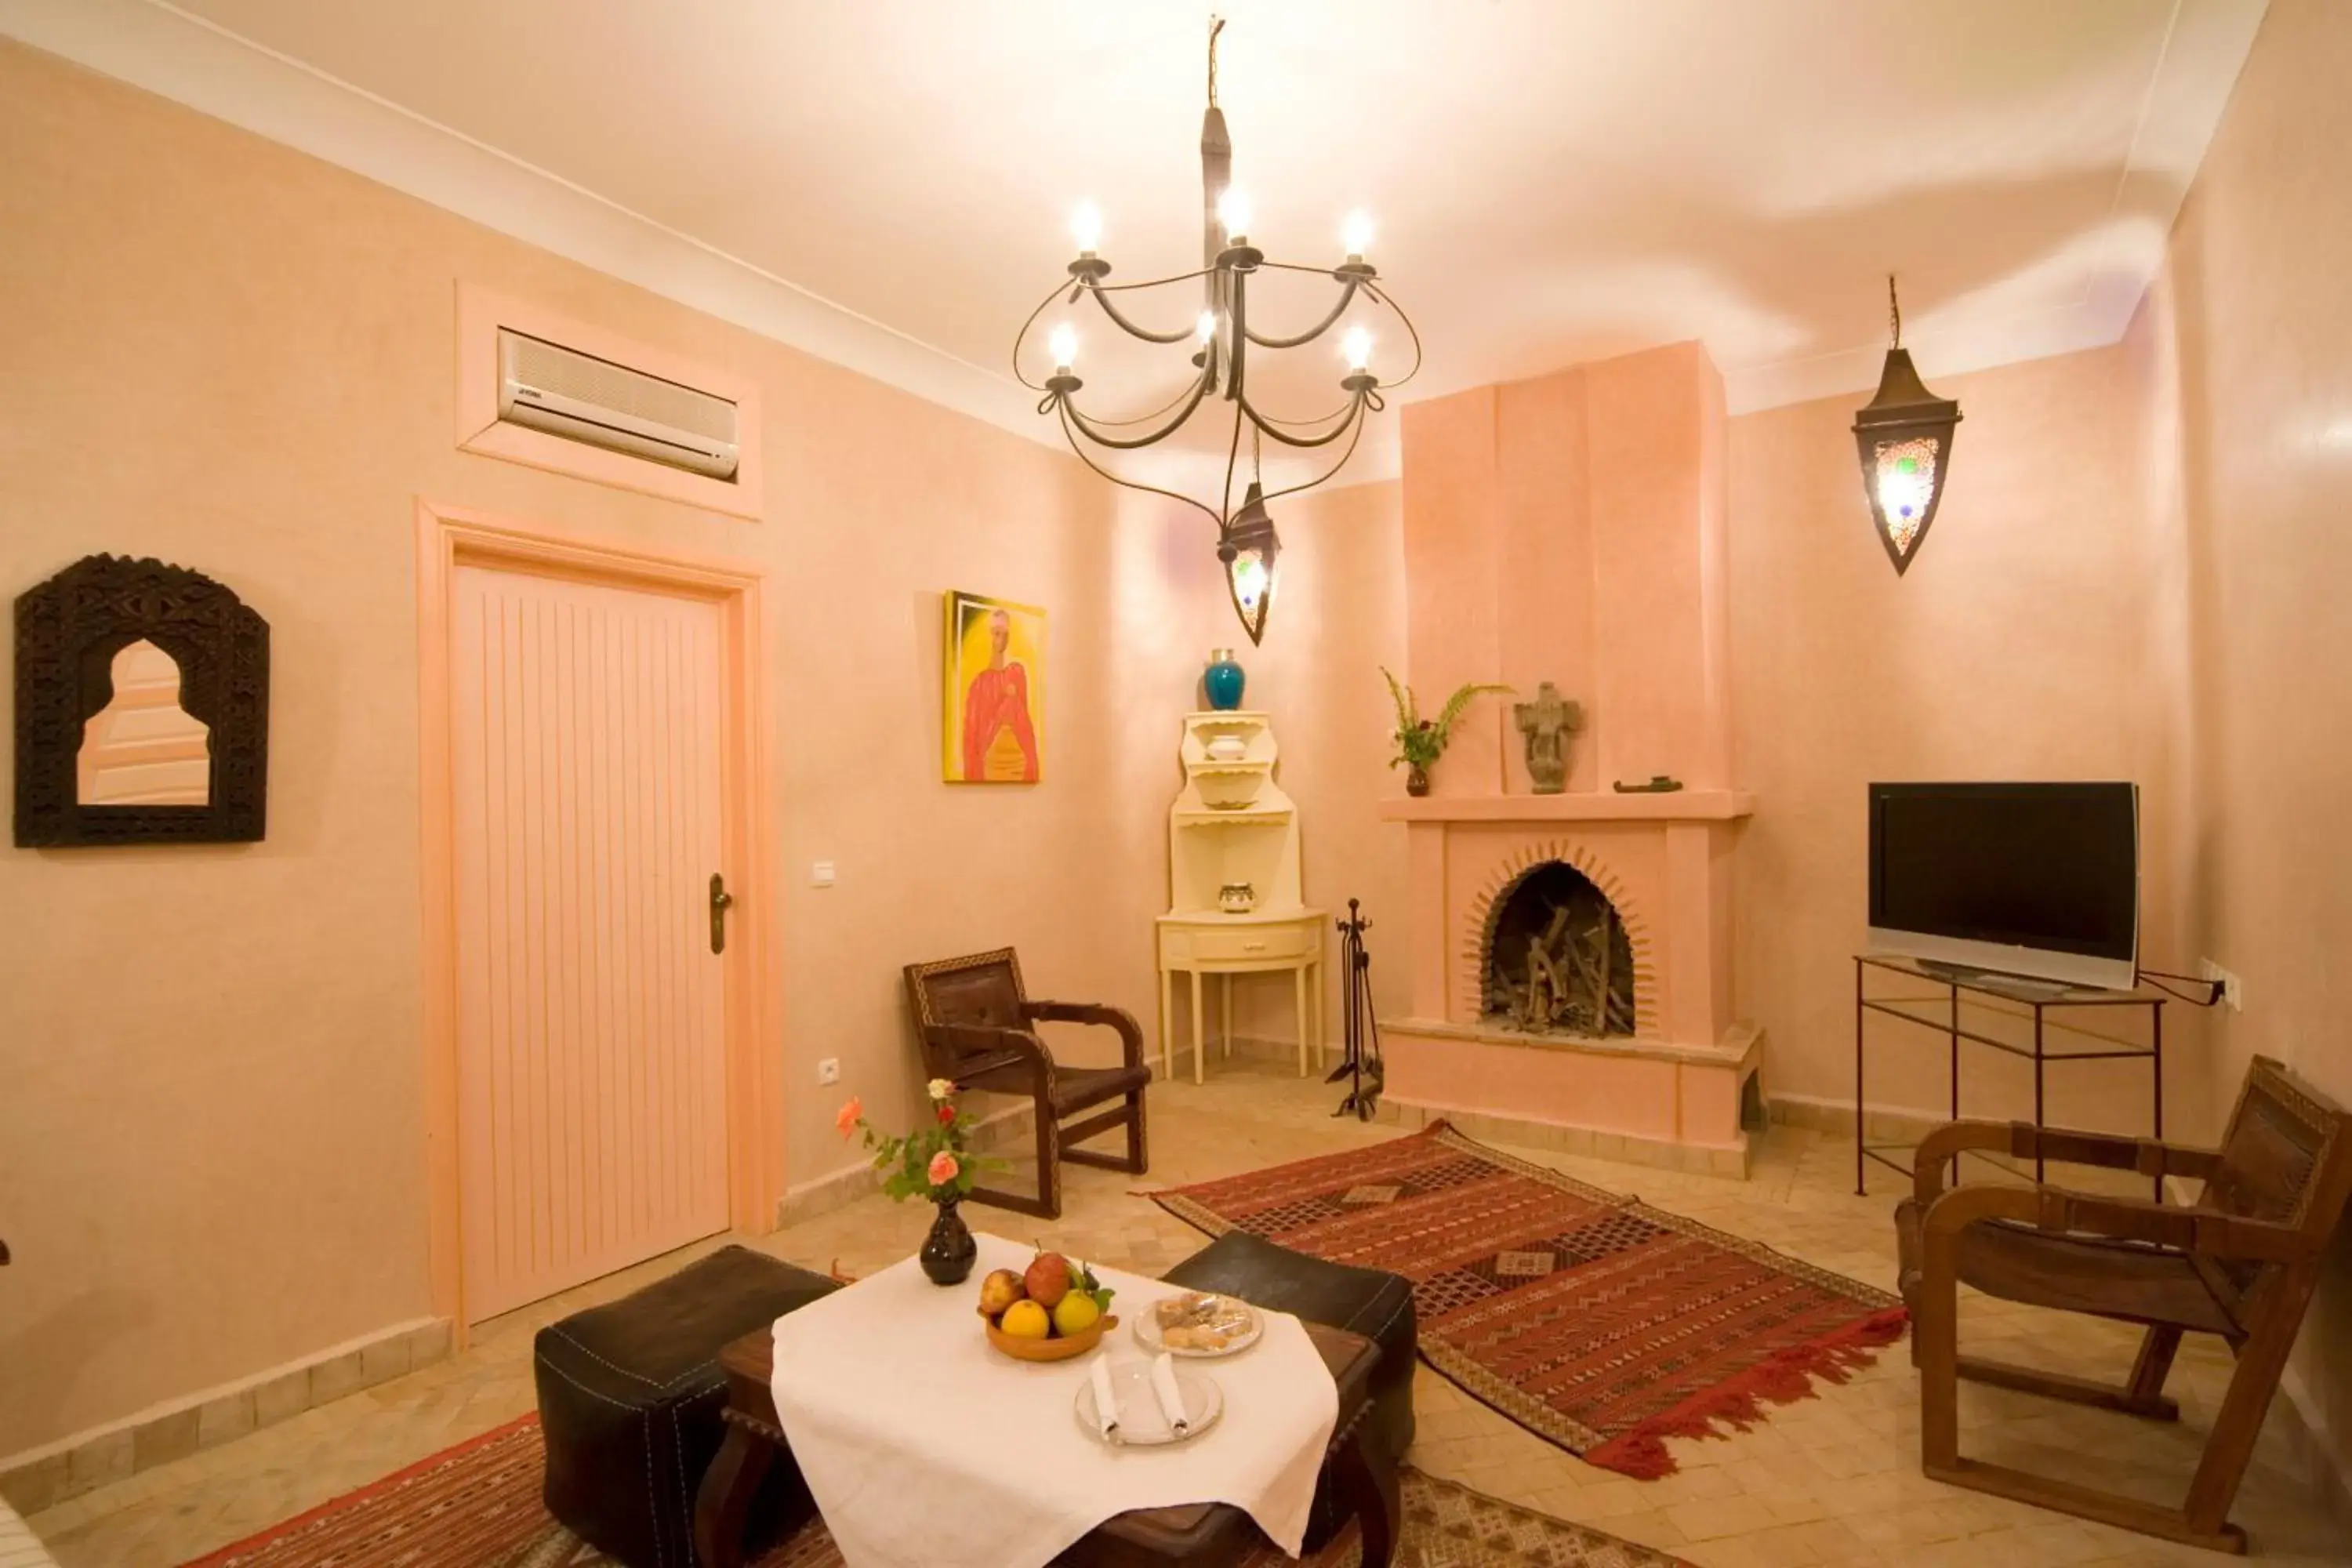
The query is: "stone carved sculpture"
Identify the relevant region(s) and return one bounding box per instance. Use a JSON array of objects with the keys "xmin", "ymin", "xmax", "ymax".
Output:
[{"xmin": 1512, "ymin": 681, "xmax": 1584, "ymax": 795}]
